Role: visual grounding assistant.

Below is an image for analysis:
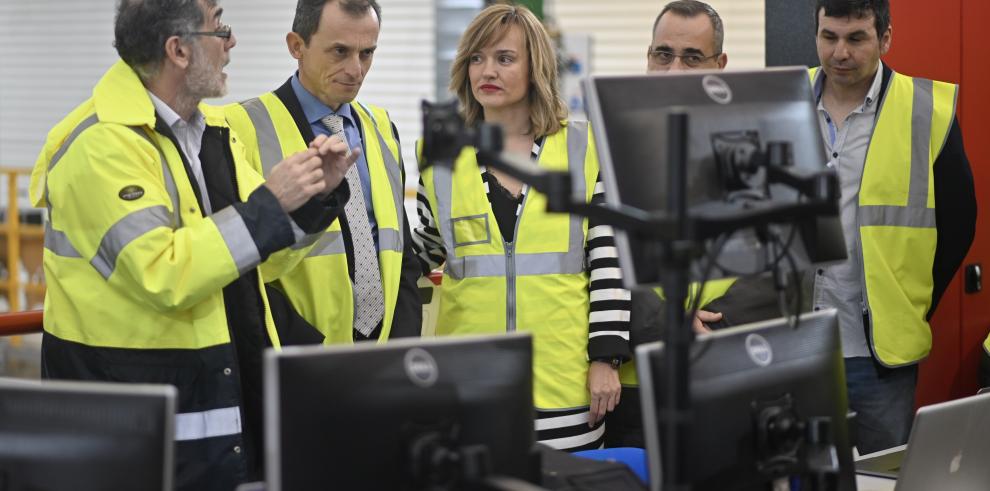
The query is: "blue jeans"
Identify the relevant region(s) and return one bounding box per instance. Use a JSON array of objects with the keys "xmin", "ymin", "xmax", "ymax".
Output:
[{"xmin": 844, "ymin": 357, "xmax": 918, "ymax": 454}]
